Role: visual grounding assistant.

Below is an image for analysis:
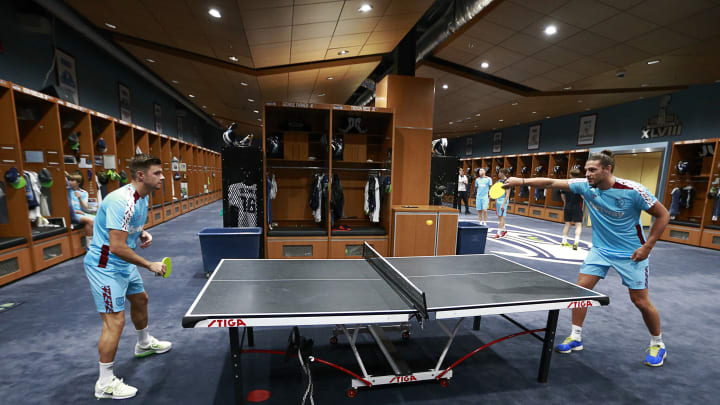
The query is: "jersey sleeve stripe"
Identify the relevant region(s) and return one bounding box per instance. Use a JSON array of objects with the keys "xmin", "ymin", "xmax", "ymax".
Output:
[
  {"xmin": 635, "ymin": 224, "xmax": 646, "ymax": 245},
  {"xmin": 615, "ymin": 178, "xmax": 656, "ymax": 208},
  {"xmin": 120, "ymin": 188, "xmax": 139, "ymax": 232}
]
